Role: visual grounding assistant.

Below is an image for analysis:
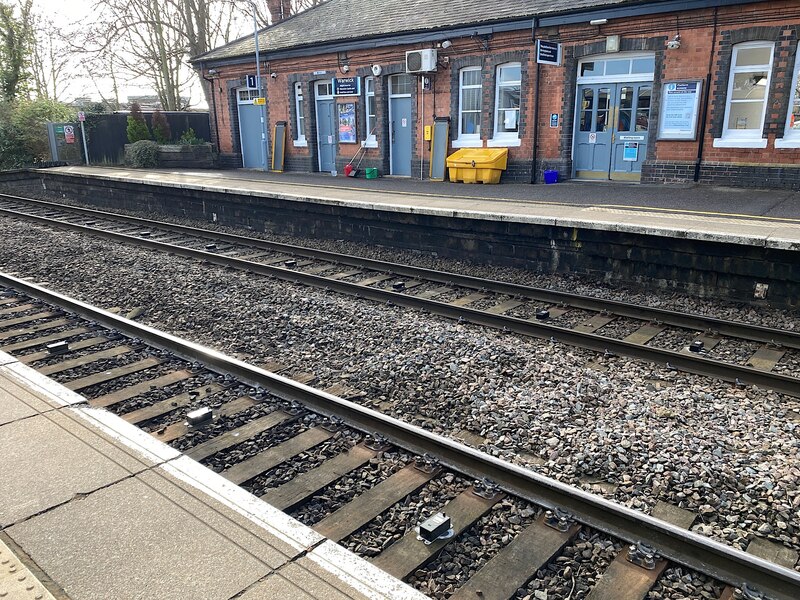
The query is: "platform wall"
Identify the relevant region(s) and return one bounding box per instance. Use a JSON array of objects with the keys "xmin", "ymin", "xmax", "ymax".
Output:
[{"xmin": 18, "ymin": 171, "xmax": 800, "ymax": 307}]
